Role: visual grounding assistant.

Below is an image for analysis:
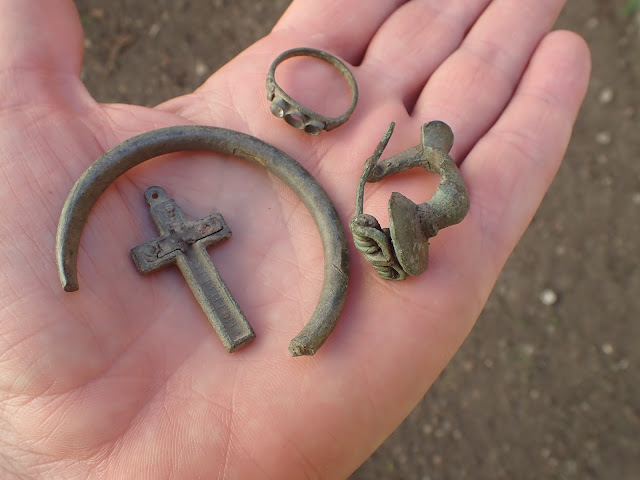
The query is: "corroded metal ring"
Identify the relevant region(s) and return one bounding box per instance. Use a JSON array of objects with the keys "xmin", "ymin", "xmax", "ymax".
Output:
[
  {"xmin": 55, "ymin": 126, "xmax": 350, "ymax": 356},
  {"xmin": 266, "ymin": 47, "xmax": 358, "ymax": 135}
]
